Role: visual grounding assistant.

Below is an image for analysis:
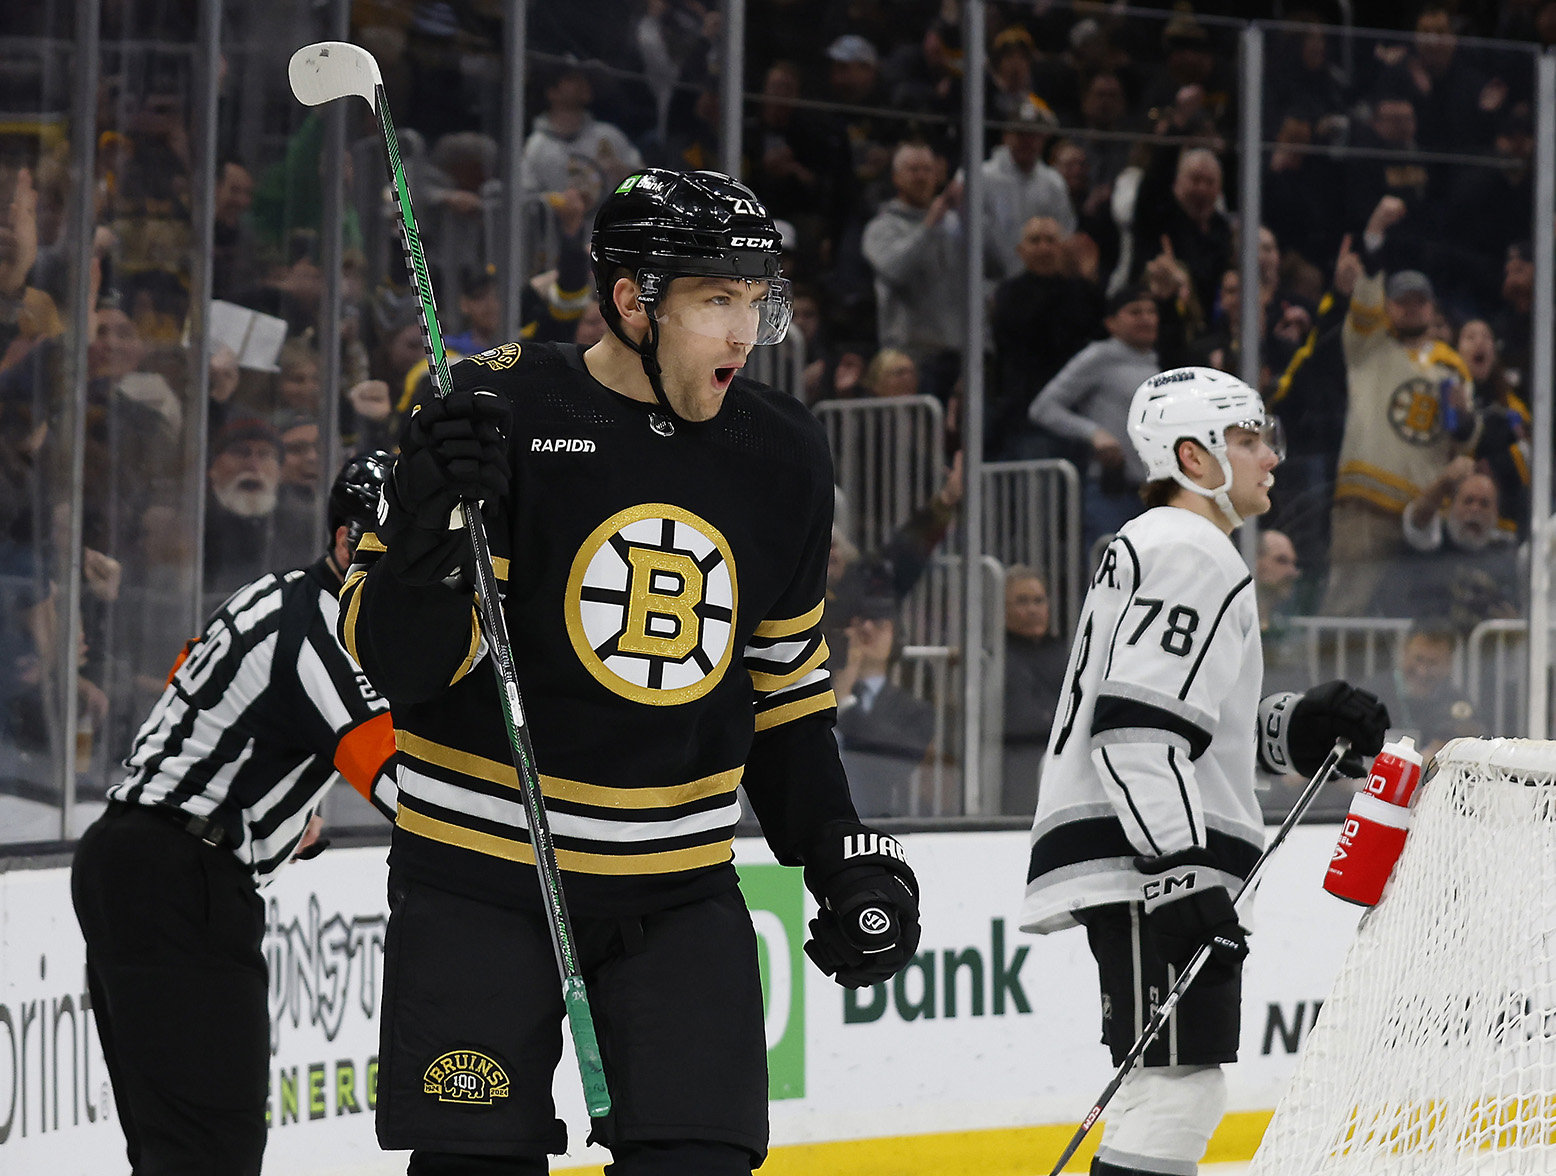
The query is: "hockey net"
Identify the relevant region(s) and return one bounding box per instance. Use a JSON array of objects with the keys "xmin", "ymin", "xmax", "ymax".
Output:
[{"xmin": 1251, "ymin": 738, "xmax": 1556, "ymax": 1176}]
